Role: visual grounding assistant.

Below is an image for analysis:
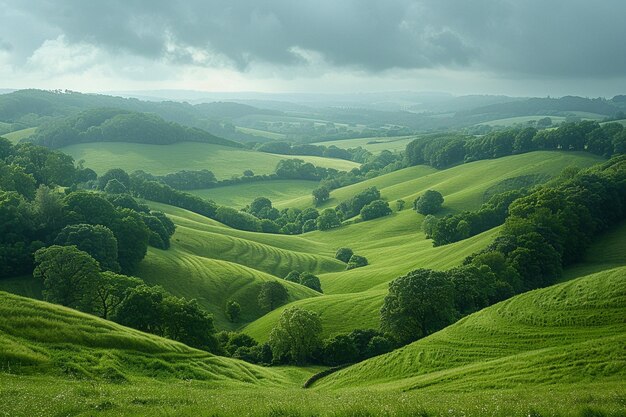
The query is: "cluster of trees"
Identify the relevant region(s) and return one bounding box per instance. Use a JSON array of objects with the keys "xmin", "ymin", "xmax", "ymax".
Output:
[
  {"xmin": 405, "ymin": 121, "xmax": 626, "ymax": 170},
  {"xmin": 284, "ymin": 271, "xmax": 322, "ymax": 293},
  {"xmin": 381, "ymin": 156, "xmax": 626, "ymax": 345},
  {"xmin": 219, "ymin": 307, "xmax": 395, "ymax": 366},
  {"xmin": 334, "ymin": 248, "xmax": 369, "ymax": 270},
  {"xmin": 33, "ymin": 245, "xmax": 218, "ymax": 352},
  {"xmin": 26, "ymin": 108, "xmax": 240, "ymax": 149},
  {"xmin": 241, "ymin": 196, "xmax": 322, "ymax": 234},
  {"xmin": 0, "ymin": 139, "xmax": 175, "ymax": 278},
  {"xmin": 336, "ymin": 187, "xmax": 382, "ymax": 219},
  {"xmin": 256, "ymin": 141, "xmax": 372, "ymax": 163},
  {"xmin": 424, "ymin": 189, "xmax": 526, "ymax": 246}
]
